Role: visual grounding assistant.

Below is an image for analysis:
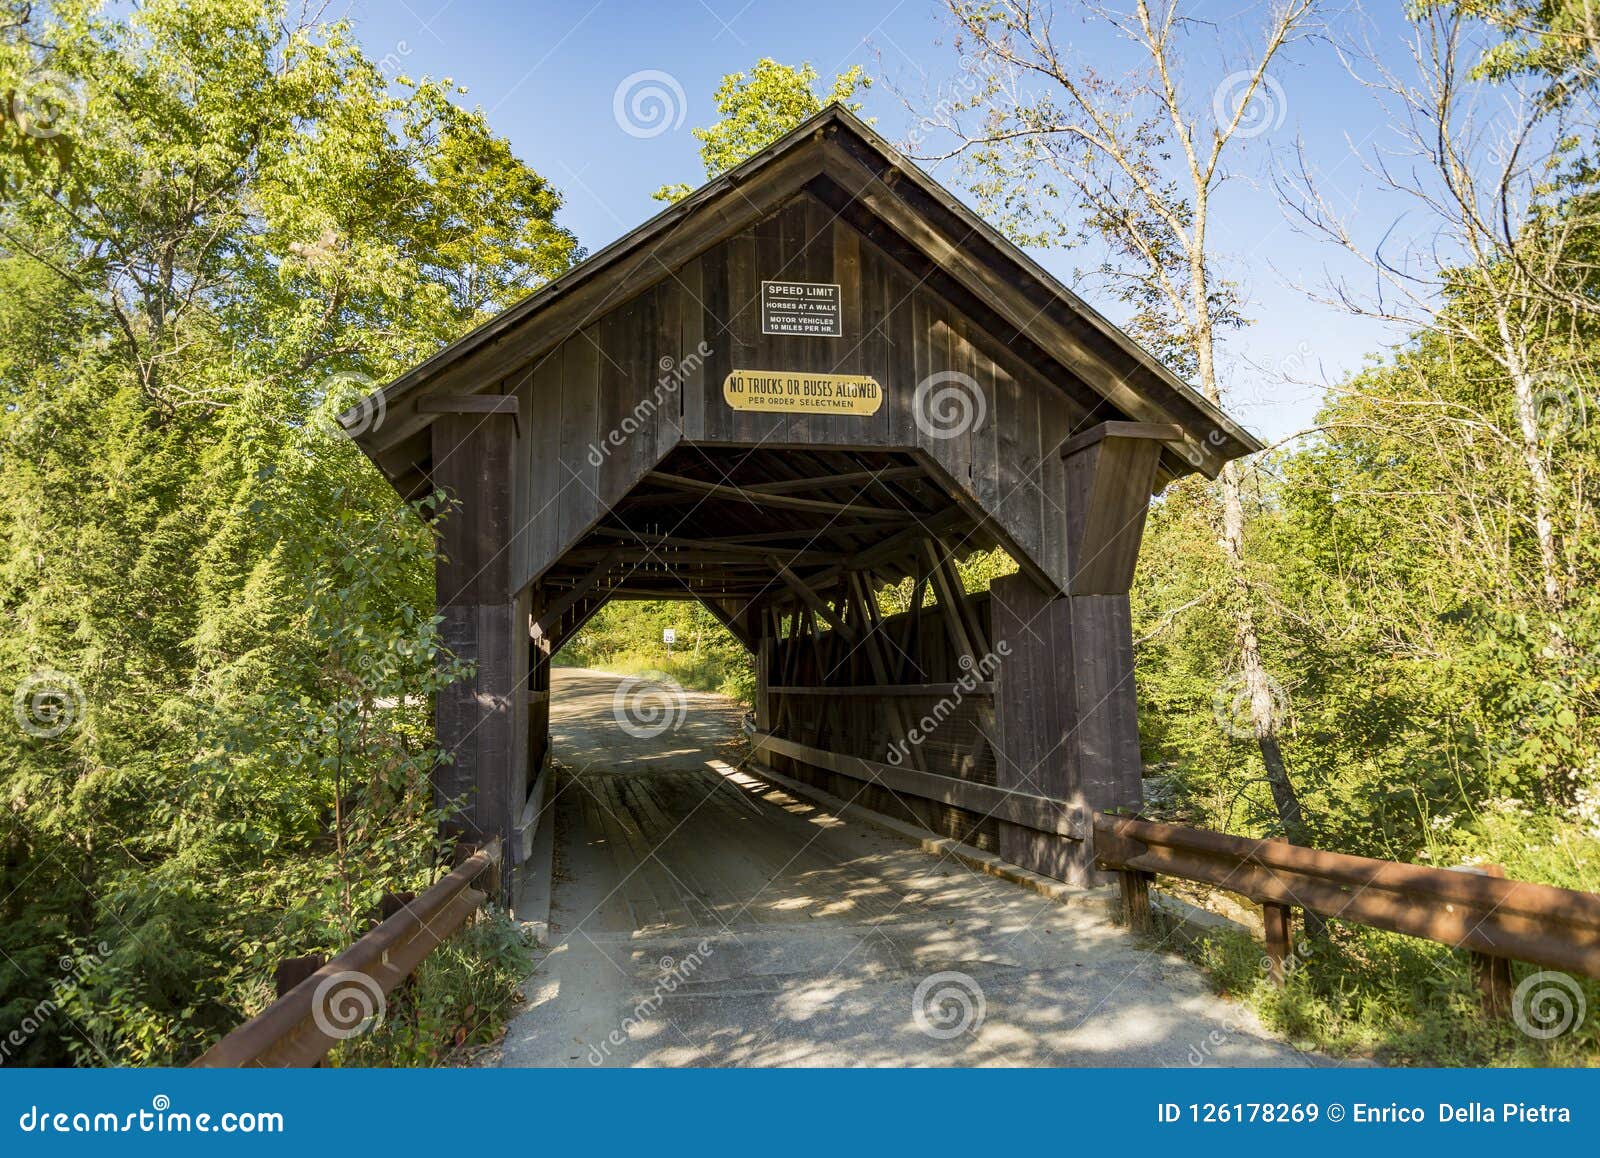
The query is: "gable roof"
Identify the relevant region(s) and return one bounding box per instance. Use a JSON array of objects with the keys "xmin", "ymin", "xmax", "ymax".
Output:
[{"xmin": 346, "ymin": 105, "xmax": 1261, "ymax": 492}]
